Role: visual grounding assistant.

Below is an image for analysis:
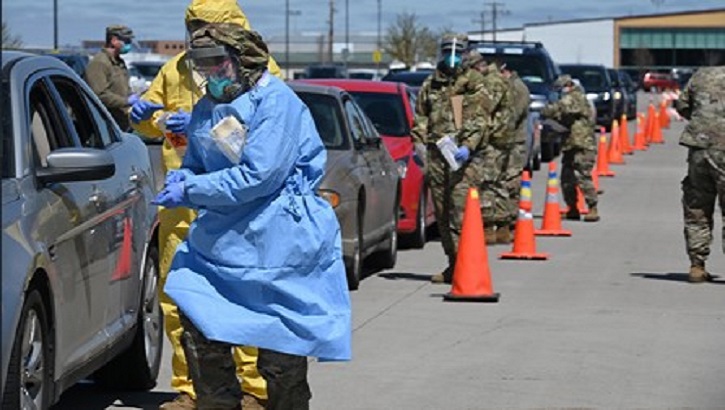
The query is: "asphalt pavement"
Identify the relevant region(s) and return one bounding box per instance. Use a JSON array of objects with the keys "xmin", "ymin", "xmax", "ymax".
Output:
[{"xmin": 53, "ymin": 96, "xmax": 725, "ymax": 409}]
